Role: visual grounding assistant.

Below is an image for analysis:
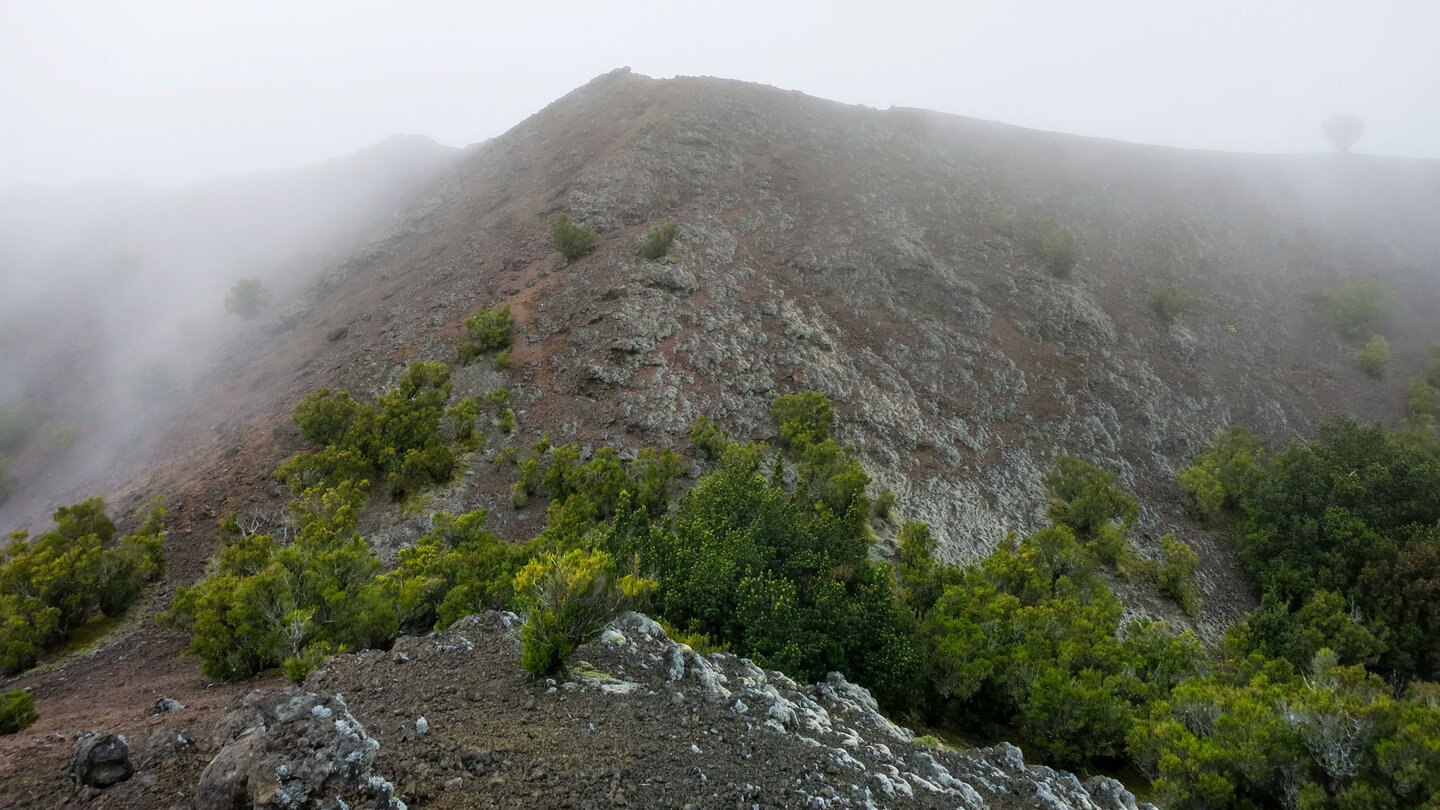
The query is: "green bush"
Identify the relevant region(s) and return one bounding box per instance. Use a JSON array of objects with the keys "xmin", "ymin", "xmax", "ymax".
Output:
[
  {"xmin": 0, "ymin": 455, "xmax": 14, "ymax": 507},
  {"xmin": 638, "ymin": 223, "xmax": 680, "ymax": 260},
  {"xmin": 549, "ymin": 214, "xmax": 596, "ymax": 262},
  {"xmin": 1323, "ymin": 281, "xmax": 1393, "ymax": 344},
  {"xmin": 1358, "ymin": 334, "xmax": 1391, "ymax": 379},
  {"xmin": 514, "ymin": 549, "xmax": 652, "ymax": 677},
  {"xmin": 165, "ymin": 484, "xmax": 395, "ymax": 681},
  {"xmin": 1158, "ymin": 534, "xmax": 1201, "ymax": 615},
  {"xmin": 1044, "ymin": 456, "xmax": 1138, "ymax": 541},
  {"xmin": 1176, "ymin": 425, "xmax": 1265, "ymax": 521},
  {"xmin": 1407, "ymin": 378, "xmax": 1440, "ymax": 421},
  {"xmin": 1034, "ymin": 221, "xmax": 1081, "ymax": 278},
  {"xmin": 278, "ymin": 362, "xmax": 455, "ymax": 502},
  {"xmin": 0, "ymin": 689, "xmax": 37, "ymax": 735},
  {"xmin": 224, "ymin": 278, "xmax": 268, "ymax": 319},
  {"xmin": 1147, "ymin": 285, "xmax": 1198, "ymax": 324},
  {"xmin": 769, "ymin": 390, "xmax": 834, "ymax": 448},
  {"xmin": 457, "ymin": 304, "xmax": 514, "ymax": 366},
  {"xmin": 0, "ymin": 499, "xmax": 165, "ymax": 675}
]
